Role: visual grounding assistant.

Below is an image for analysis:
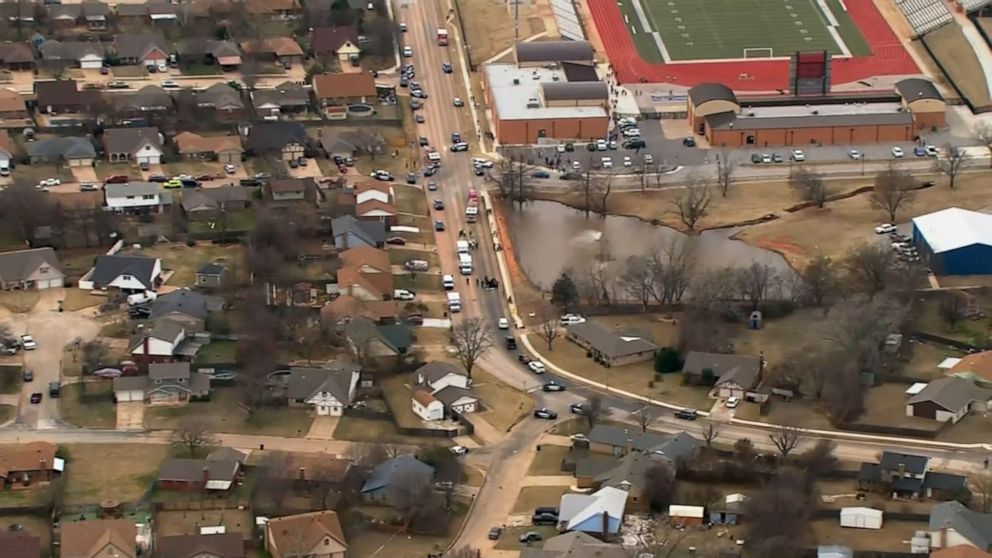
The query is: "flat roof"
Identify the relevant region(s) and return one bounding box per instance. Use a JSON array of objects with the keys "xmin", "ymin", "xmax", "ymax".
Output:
[
  {"xmin": 709, "ymin": 102, "xmax": 913, "ymax": 130},
  {"xmin": 484, "ymin": 64, "xmax": 608, "ymax": 121}
]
